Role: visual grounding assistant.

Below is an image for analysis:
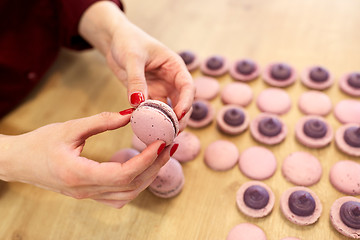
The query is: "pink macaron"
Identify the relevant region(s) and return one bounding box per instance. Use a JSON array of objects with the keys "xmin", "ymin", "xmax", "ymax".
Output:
[
  {"xmin": 200, "ymin": 55, "xmax": 229, "ymax": 77},
  {"xmin": 148, "ymin": 157, "xmax": 184, "ymax": 198},
  {"xmin": 339, "ymin": 72, "xmax": 360, "ymax": 97},
  {"xmin": 194, "ymin": 76, "xmax": 220, "ymax": 100},
  {"xmin": 187, "ymin": 99, "xmax": 215, "ymax": 128},
  {"xmin": 262, "ymin": 62, "xmax": 297, "ymax": 87},
  {"xmin": 329, "ymin": 160, "xmax": 360, "ymax": 195},
  {"xmin": 298, "ymin": 90, "xmax": 332, "ymax": 116},
  {"xmin": 221, "ymin": 82, "xmax": 253, "ymax": 107},
  {"xmin": 172, "ymin": 131, "xmax": 201, "ymax": 163},
  {"xmin": 330, "ymin": 196, "xmax": 360, "ymax": 239},
  {"xmin": 335, "ymin": 123, "xmax": 360, "ymax": 157},
  {"xmin": 334, "ymin": 99, "xmax": 360, "ymax": 124},
  {"xmin": 227, "ymin": 223, "xmax": 267, "ymax": 240},
  {"xmin": 281, "ymin": 151, "xmax": 322, "ymax": 186},
  {"xmin": 295, "ymin": 115, "xmax": 333, "ymax": 148},
  {"xmin": 109, "ymin": 148, "xmax": 140, "ymax": 163},
  {"xmin": 280, "ymin": 186, "xmax": 322, "ymax": 226},
  {"xmin": 204, "ymin": 140, "xmax": 239, "ymax": 171},
  {"xmin": 236, "ymin": 181, "xmax": 275, "ymax": 218},
  {"xmin": 250, "ymin": 113, "xmax": 288, "ymax": 145},
  {"xmin": 178, "ymin": 50, "xmax": 200, "ymax": 72},
  {"xmin": 229, "ymin": 58, "xmax": 261, "ymax": 82},
  {"xmin": 256, "ymin": 88, "xmax": 292, "ymax": 115},
  {"xmin": 300, "ymin": 65, "xmax": 334, "ymax": 90},
  {"xmin": 216, "ymin": 105, "xmax": 250, "ymax": 135},
  {"xmin": 131, "ymin": 135, "xmax": 147, "ymax": 152},
  {"xmin": 131, "ymin": 100, "xmax": 179, "ymax": 146}
]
